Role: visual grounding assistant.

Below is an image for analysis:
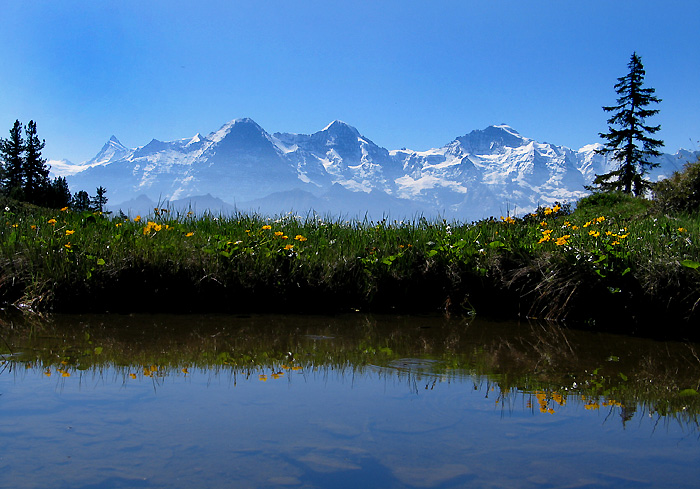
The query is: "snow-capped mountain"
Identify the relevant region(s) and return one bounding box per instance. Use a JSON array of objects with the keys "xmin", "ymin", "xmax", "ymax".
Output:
[{"xmin": 59, "ymin": 118, "xmax": 699, "ymax": 220}]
